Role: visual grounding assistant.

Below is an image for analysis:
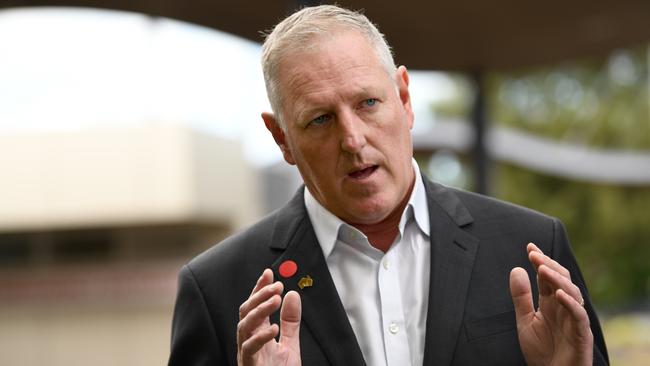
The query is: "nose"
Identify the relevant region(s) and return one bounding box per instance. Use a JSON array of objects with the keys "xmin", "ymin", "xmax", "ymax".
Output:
[{"xmin": 339, "ymin": 111, "xmax": 367, "ymax": 154}]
